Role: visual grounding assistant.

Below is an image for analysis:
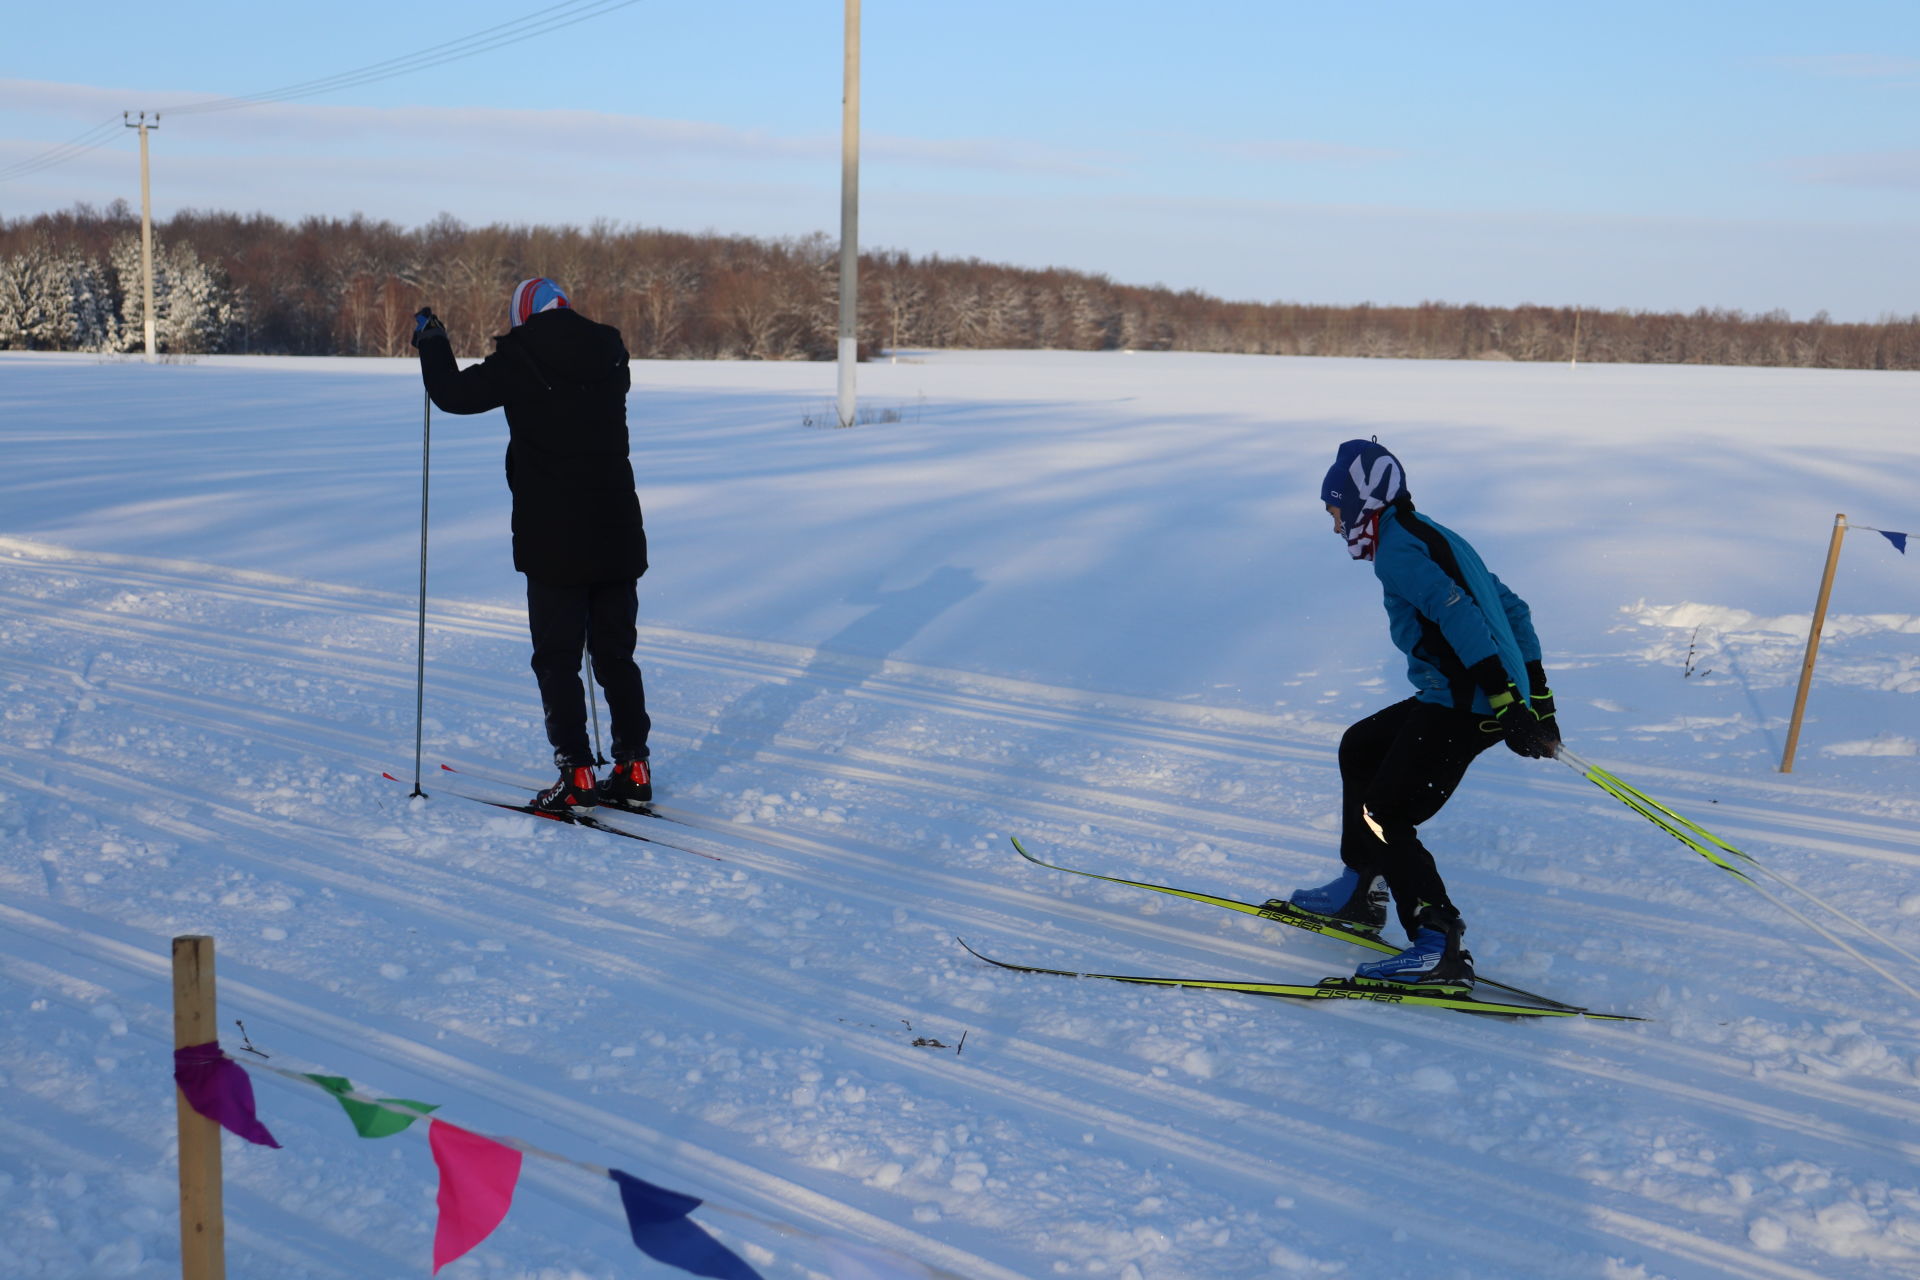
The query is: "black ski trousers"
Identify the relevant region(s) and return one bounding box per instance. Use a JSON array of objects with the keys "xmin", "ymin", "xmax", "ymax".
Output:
[
  {"xmin": 1338, "ymin": 697, "xmax": 1501, "ymax": 937},
  {"xmin": 526, "ymin": 576, "xmax": 652, "ymax": 770}
]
